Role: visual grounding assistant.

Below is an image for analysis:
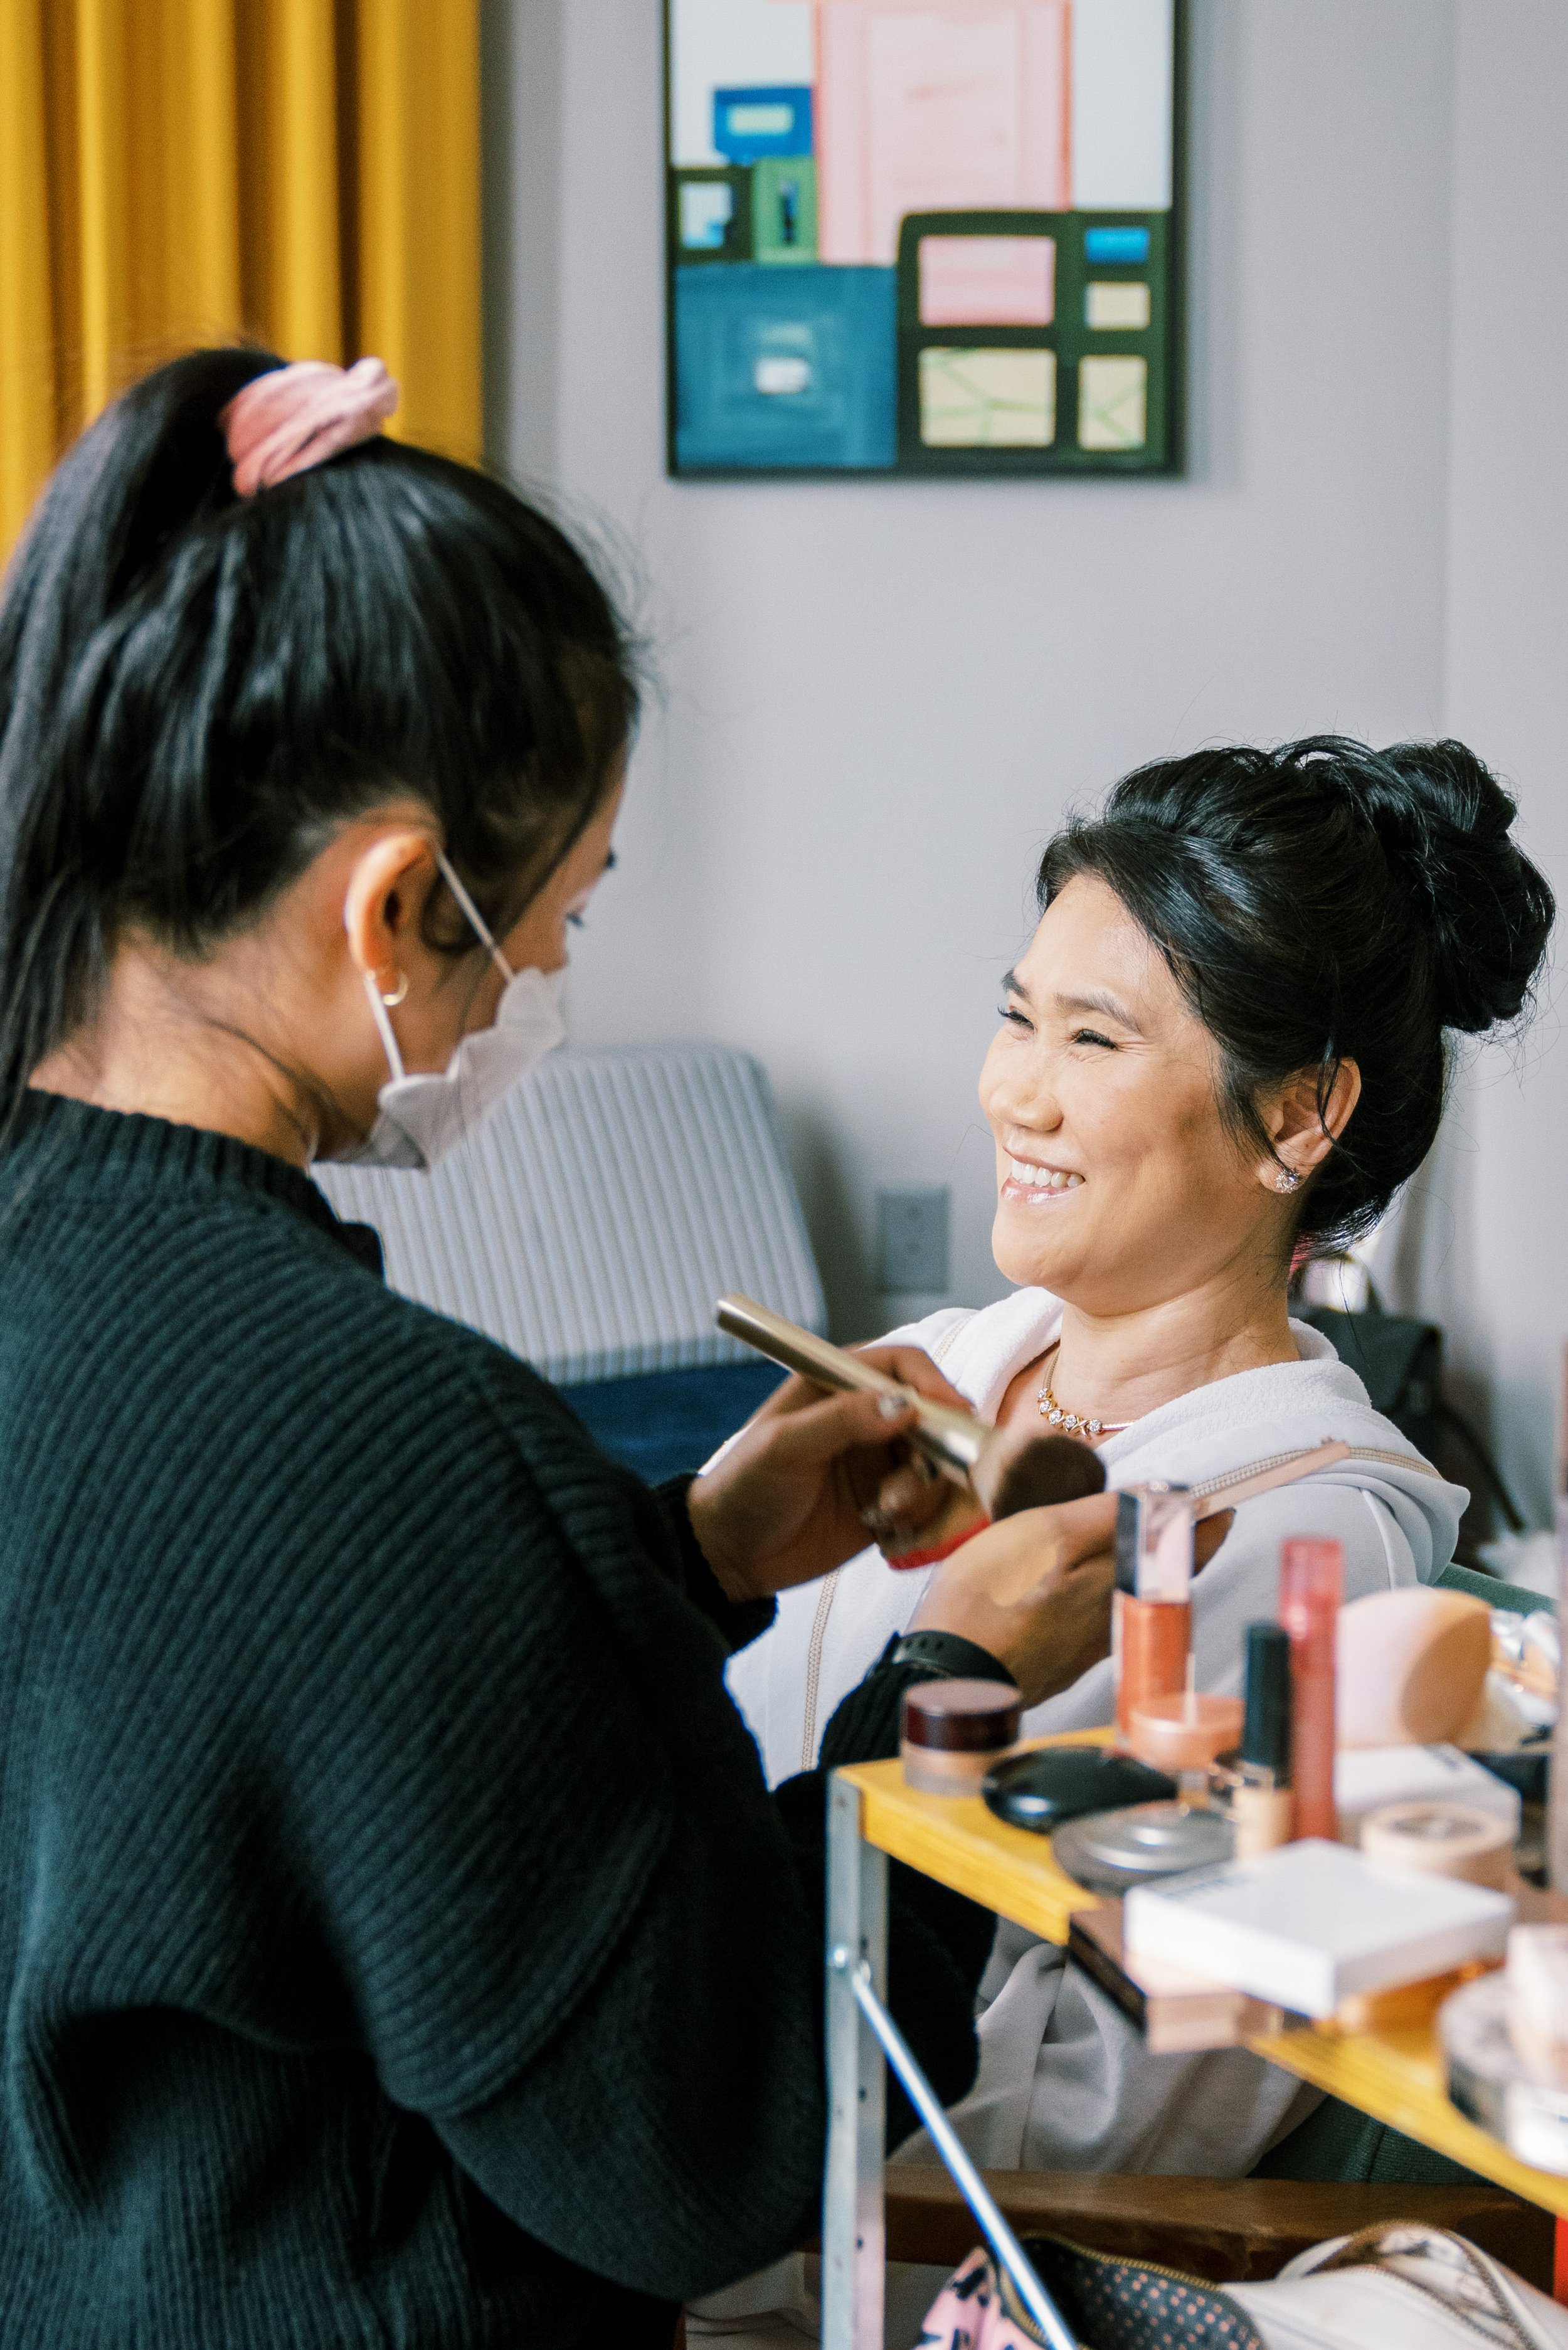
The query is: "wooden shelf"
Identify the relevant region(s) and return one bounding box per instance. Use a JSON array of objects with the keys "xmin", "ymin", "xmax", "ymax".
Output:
[
  {"xmin": 841, "ymin": 1730, "xmax": 1568, "ymax": 2220},
  {"xmin": 1251, "ymin": 2021, "xmax": 1568, "ymax": 2217},
  {"xmin": 837, "ymin": 1731, "xmax": 1112, "ymax": 1948}
]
